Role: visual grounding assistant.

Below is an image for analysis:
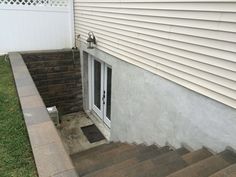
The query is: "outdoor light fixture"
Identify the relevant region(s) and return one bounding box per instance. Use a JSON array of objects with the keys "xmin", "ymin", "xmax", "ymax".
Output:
[{"xmin": 86, "ymin": 31, "xmax": 96, "ymax": 49}]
